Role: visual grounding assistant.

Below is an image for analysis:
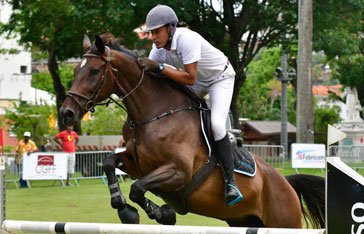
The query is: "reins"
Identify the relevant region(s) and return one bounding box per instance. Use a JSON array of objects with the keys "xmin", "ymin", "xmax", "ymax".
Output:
[
  {"xmin": 69, "ymin": 48, "xmax": 206, "ymax": 178},
  {"xmin": 66, "ymin": 52, "xmax": 144, "ymax": 114}
]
